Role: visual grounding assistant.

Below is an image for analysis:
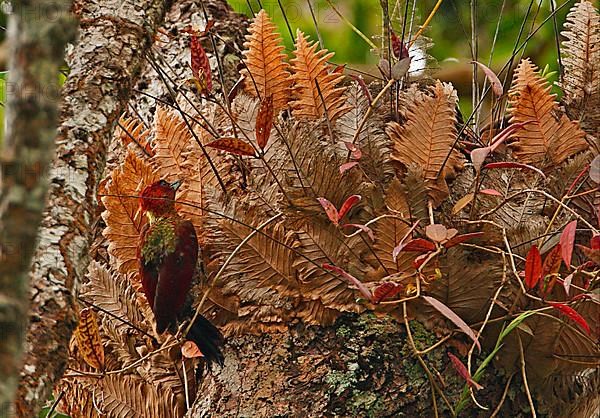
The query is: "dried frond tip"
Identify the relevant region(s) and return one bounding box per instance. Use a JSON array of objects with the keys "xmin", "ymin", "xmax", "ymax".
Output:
[
  {"xmin": 241, "ymin": 9, "xmax": 291, "ymax": 112},
  {"xmin": 290, "ymin": 30, "xmax": 350, "ymax": 122},
  {"xmin": 508, "ymin": 59, "xmax": 588, "ymax": 168},
  {"xmin": 387, "ymin": 81, "xmax": 464, "ymax": 206}
]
